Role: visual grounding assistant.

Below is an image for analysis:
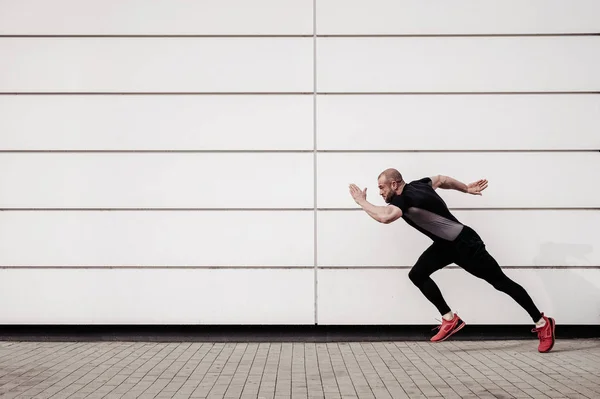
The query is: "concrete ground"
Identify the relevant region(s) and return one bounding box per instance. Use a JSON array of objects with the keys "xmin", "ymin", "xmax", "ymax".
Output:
[{"xmin": 0, "ymin": 339, "xmax": 598, "ymax": 399}]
